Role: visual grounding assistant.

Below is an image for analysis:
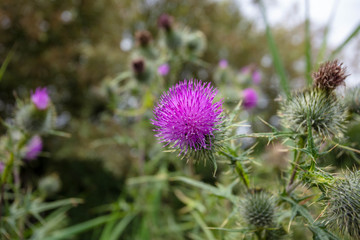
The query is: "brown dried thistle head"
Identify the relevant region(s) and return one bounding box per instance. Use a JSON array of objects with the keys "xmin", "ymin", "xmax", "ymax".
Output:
[
  {"xmin": 312, "ymin": 60, "xmax": 349, "ymax": 91},
  {"xmin": 135, "ymin": 30, "xmax": 152, "ymax": 47},
  {"xmin": 132, "ymin": 59, "xmax": 145, "ymax": 74}
]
